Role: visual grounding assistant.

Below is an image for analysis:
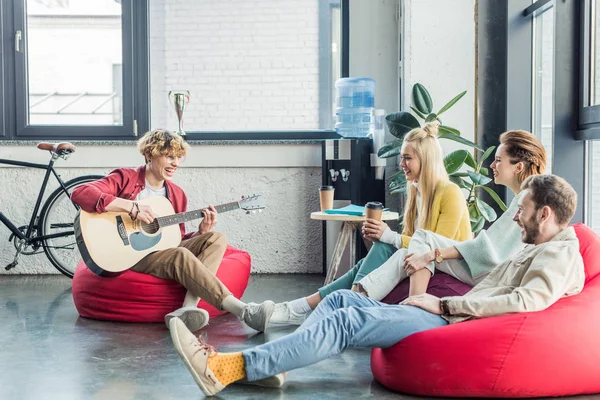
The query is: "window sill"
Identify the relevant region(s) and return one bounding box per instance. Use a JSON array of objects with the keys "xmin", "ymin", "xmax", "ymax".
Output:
[{"xmin": 0, "ymin": 140, "xmax": 324, "ymax": 168}]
